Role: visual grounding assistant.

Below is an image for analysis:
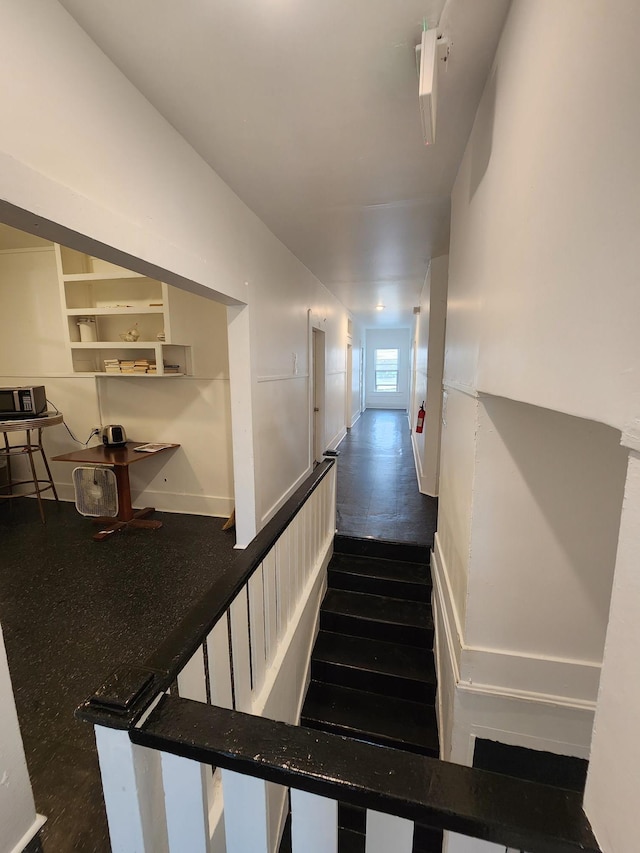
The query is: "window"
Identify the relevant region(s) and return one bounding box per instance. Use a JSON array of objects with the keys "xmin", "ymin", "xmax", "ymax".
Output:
[{"xmin": 374, "ymin": 348, "xmax": 399, "ymax": 392}]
